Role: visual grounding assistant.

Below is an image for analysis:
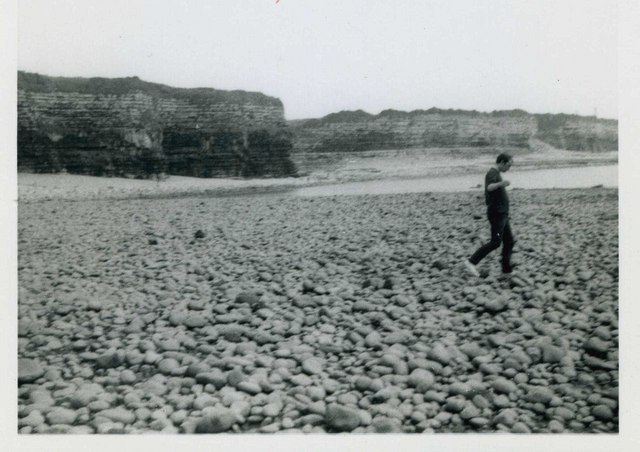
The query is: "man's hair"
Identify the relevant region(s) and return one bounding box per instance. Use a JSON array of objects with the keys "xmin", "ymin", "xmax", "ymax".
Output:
[{"xmin": 496, "ymin": 153, "xmax": 512, "ymax": 164}]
